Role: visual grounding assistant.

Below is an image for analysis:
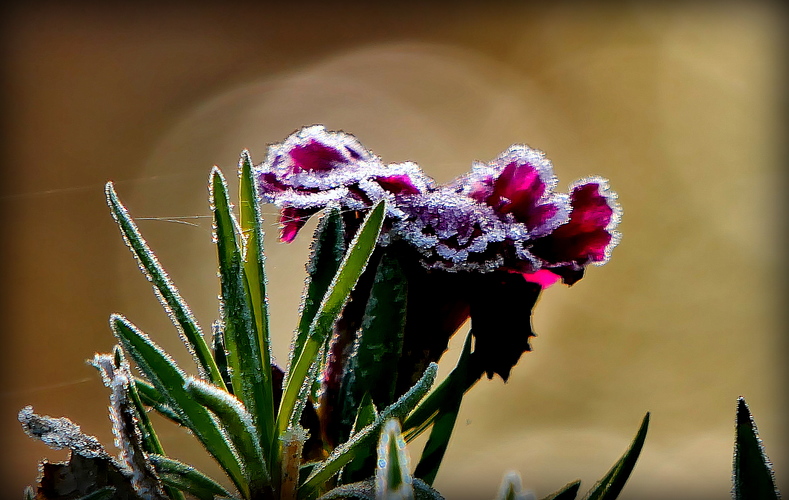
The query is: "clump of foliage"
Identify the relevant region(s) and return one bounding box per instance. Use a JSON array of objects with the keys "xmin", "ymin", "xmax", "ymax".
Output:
[{"xmin": 19, "ymin": 128, "xmax": 780, "ymax": 500}]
